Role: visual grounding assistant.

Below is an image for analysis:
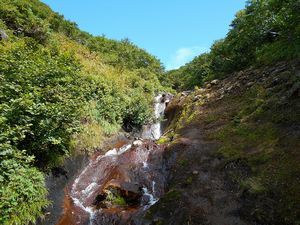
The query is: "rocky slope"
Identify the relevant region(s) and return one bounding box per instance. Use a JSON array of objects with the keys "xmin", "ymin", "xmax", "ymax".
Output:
[{"xmin": 144, "ymin": 61, "xmax": 300, "ymax": 225}]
